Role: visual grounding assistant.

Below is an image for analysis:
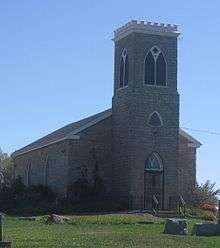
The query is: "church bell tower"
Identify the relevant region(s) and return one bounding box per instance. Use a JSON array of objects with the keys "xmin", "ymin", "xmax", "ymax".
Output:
[{"xmin": 111, "ymin": 20, "xmax": 180, "ymax": 210}]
